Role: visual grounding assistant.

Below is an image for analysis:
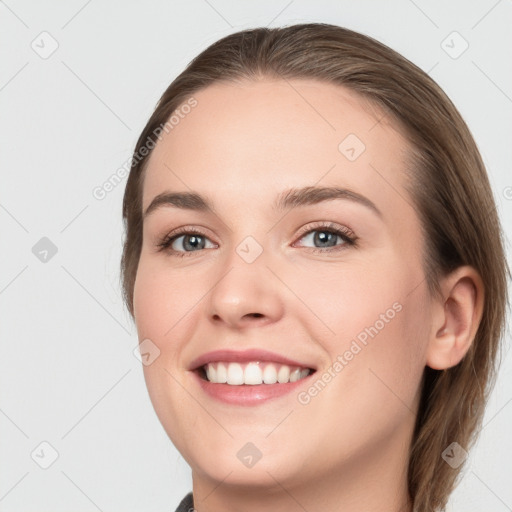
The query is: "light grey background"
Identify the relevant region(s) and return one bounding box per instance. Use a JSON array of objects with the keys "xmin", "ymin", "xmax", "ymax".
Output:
[{"xmin": 1, "ymin": 1, "xmax": 511, "ymax": 510}]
